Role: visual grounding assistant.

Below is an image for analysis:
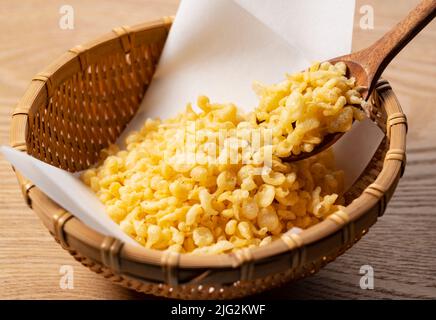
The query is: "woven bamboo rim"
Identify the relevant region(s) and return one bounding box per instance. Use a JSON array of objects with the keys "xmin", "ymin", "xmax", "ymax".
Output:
[{"xmin": 9, "ymin": 17, "xmax": 407, "ymax": 299}]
